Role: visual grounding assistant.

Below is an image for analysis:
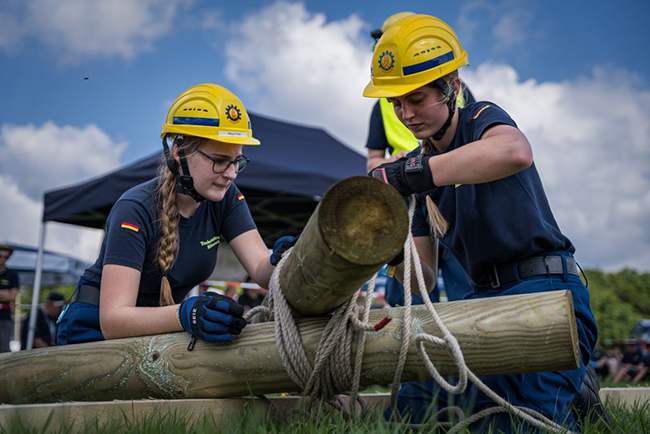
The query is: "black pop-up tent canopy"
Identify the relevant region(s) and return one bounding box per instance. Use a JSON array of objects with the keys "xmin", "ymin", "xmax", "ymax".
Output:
[
  {"xmin": 42, "ymin": 113, "xmax": 365, "ymax": 243},
  {"xmin": 25, "ymin": 112, "xmax": 366, "ymax": 349}
]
